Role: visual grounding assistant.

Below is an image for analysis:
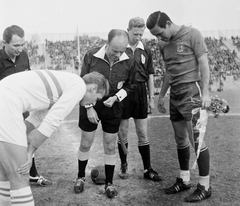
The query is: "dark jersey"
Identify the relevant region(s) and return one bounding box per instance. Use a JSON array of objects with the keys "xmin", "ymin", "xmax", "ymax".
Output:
[
  {"xmin": 125, "ymin": 41, "xmax": 154, "ymax": 82},
  {"xmin": 0, "ymin": 48, "xmax": 30, "ymax": 80}
]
